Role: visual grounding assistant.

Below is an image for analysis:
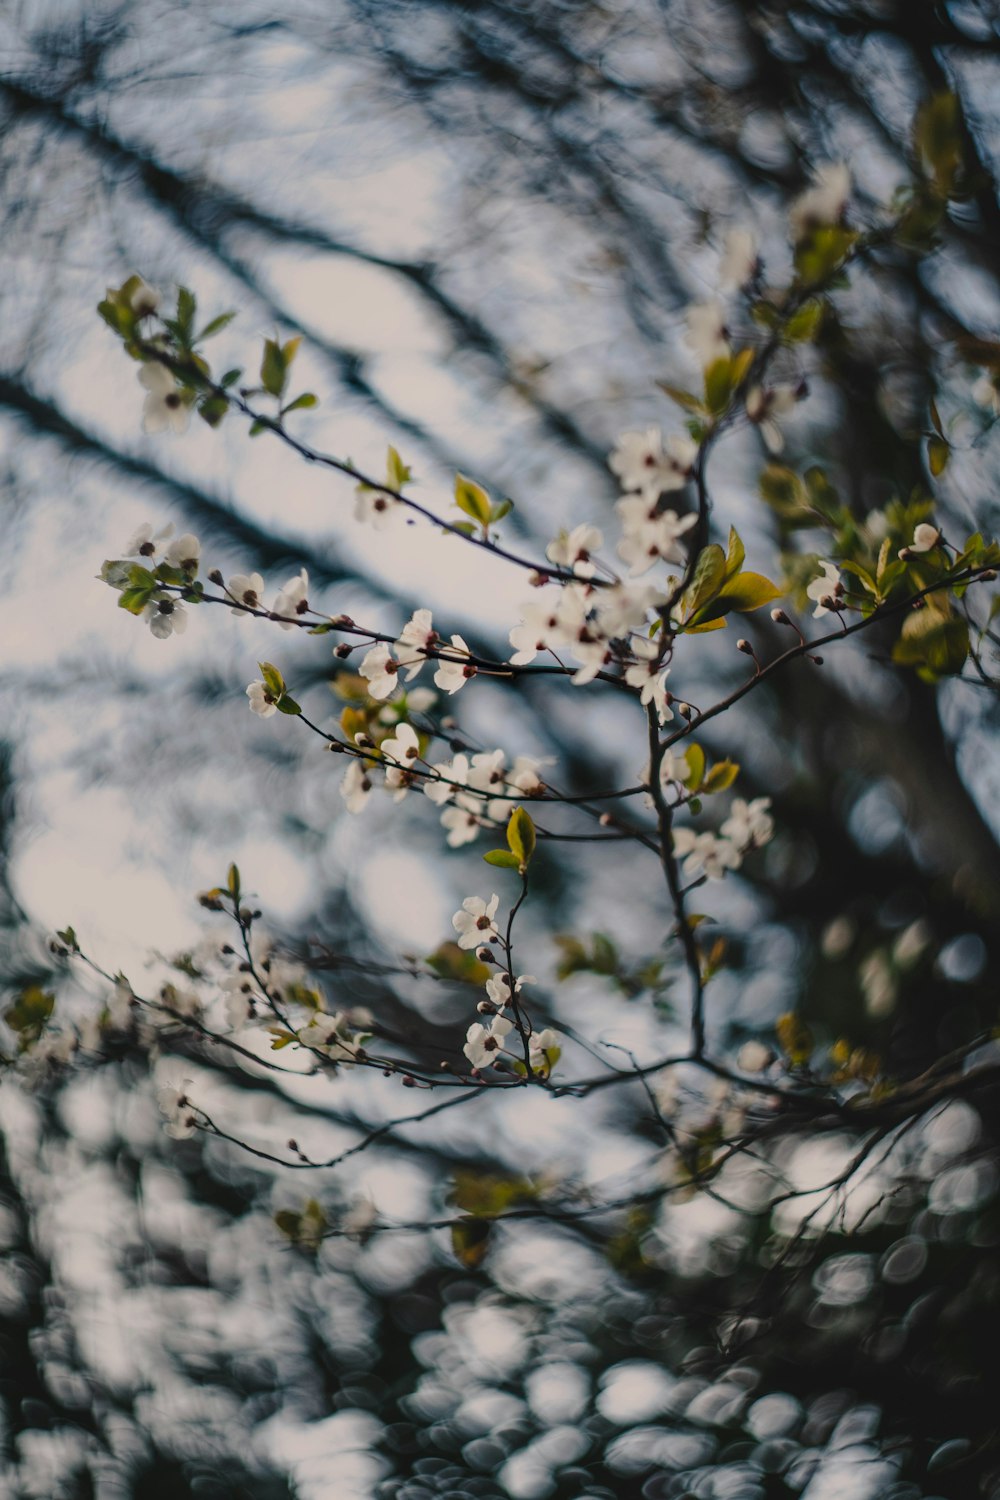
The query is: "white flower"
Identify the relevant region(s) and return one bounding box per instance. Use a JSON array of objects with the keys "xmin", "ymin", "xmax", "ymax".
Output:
[
  {"xmin": 360, "ymin": 642, "xmax": 401, "ymax": 700},
  {"xmin": 660, "ymin": 749, "xmax": 690, "ymax": 787},
  {"xmin": 672, "ymin": 828, "xmax": 741, "ymax": 881},
  {"xmin": 720, "ymin": 796, "xmax": 774, "ymax": 850},
  {"xmin": 546, "ymin": 524, "xmax": 604, "ymax": 579},
  {"xmin": 272, "ymin": 568, "xmax": 309, "ymax": 627},
  {"xmin": 142, "ymin": 595, "xmax": 188, "ymax": 639},
  {"xmin": 397, "ymin": 608, "xmax": 437, "ymax": 679},
  {"xmin": 440, "ymin": 804, "xmax": 482, "ymax": 847},
  {"xmin": 972, "ymin": 374, "xmax": 1000, "ymax": 417},
  {"xmin": 423, "ymin": 752, "xmax": 468, "ymax": 806},
  {"xmin": 247, "ymin": 679, "xmax": 279, "ymax": 718},
  {"xmin": 453, "ymin": 893, "xmax": 501, "ymax": 950},
  {"xmin": 381, "ymin": 722, "xmax": 421, "ymax": 800},
  {"xmin": 624, "ymin": 638, "xmax": 673, "ymax": 723},
  {"xmin": 570, "ymin": 639, "xmax": 611, "ymax": 685},
  {"xmin": 789, "ymin": 163, "xmax": 851, "ymax": 240},
  {"xmin": 229, "ymin": 571, "xmax": 265, "ymax": 613},
  {"xmin": 593, "ymin": 581, "xmax": 662, "ymax": 638},
  {"xmin": 124, "ymin": 277, "xmax": 162, "ymax": 319},
  {"xmin": 910, "ymin": 523, "xmax": 941, "ymax": 553},
  {"xmin": 224, "ymin": 981, "xmax": 258, "ymax": 1031},
  {"xmin": 485, "ymin": 971, "xmax": 534, "ymax": 1009},
  {"xmin": 719, "ymin": 228, "xmax": 758, "ymax": 290},
  {"xmin": 806, "ymin": 561, "xmax": 842, "ymax": 618},
  {"xmin": 609, "ymin": 428, "xmax": 697, "ymax": 500},
  {"xmin": 616, "ymin": 495, "xmax": 697, "ymax": 576},
  {"xmin": 163, "ymin": 532, "xmax": 201, "ymax": 572},
  {"xmin": 434, "ymin": 635, "xmax": 475, "ymax": 694},
  {"xmin": 124, "ymin": 521, "xmax": 174, "ymax": 560},
  {"xmin": 509, "ymin": 596, "xmax": 570, "ymax": 666},
  {"xmin": 157, "ymin": 1080, "xmax": 198, "ymax": 1139},
  {"xmin": 737, "ymin": 1041, "xmax": 774, "ymax": 1074},
  {"xmin": 463, "ymin": 1014, "xmax": 515, "ymax": 1069},
  {"xmin": 685, "ymin": 300, "xmax": 730, "ymax": 367},
  {"xmin": 746, "ymin": 384, "xmax": 799, "ymax": 454},
  {"xmin": 404, "ymin": 686, "xmax": 436, "ymax": 713},
  {"xmin": 355, "ymin": 485, "xmax": 403, "ymax": 529},
  {"xmin": 340, "ymin": 758, "xmax": 373, "ymax": 814},
  {"xmin": 486, "ymin": 756, "xmax": 548, "ymax": 823},
  {"xmin": 529, "ymin": 1028, "xmax": 561, "ymax": 1073},
  {"xmin": 139, "ymin": 362, "xmax": 190, "ymax": 435}
]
